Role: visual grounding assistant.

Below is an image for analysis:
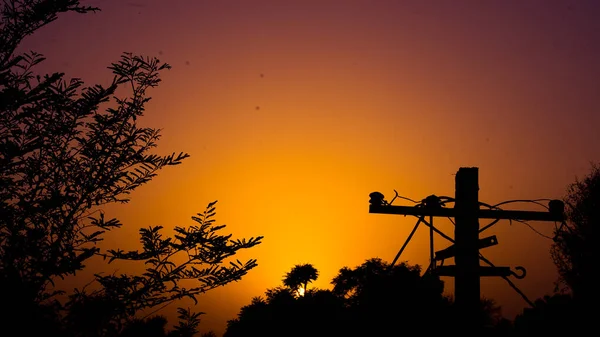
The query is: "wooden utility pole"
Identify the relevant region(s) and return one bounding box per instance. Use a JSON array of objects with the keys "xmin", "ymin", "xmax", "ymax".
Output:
[
  {"xmin": 453, "ymin": 167, "xmax": 480, "ymax": 329},
  {"xmin": 368, "ymin": 167, "xmax": 564, "ymax": 332}
]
